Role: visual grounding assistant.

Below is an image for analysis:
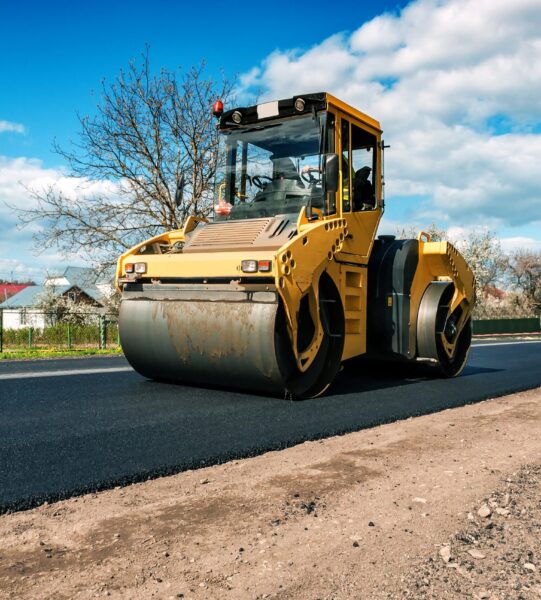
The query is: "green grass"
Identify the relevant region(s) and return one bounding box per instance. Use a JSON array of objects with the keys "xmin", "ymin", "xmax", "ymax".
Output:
[{"xmin": 0, "ymin": 347, "xmax": 123, "ymax": 360}]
